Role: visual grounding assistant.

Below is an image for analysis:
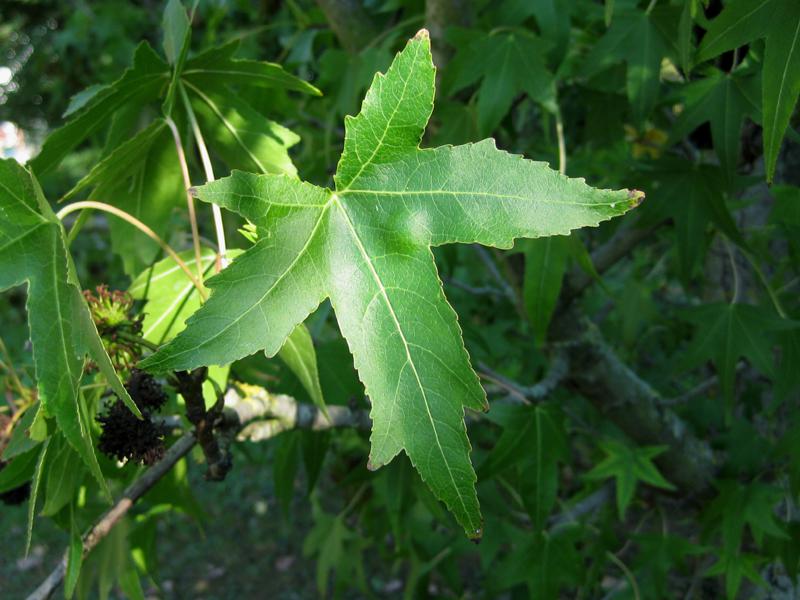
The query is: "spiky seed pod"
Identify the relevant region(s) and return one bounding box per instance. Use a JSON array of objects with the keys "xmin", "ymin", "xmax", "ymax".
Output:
[
  {"xmin": 126, "ymin": 369, "xmax": 168, "ymax": 412},
  {"xmin": 96, "ymin": 400, "xmax": 165, "ymax": 466},
  {"xmin": 83, "ymin": 285, "xmax": 144, "ymax": 373}
]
